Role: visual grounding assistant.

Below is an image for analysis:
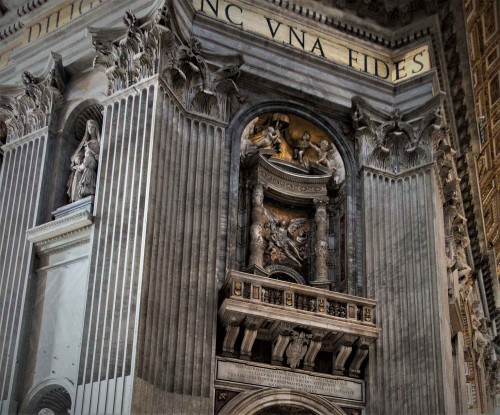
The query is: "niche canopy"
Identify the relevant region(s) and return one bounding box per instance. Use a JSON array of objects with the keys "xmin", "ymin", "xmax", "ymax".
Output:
[
  {"xmin": 240, "ymin": 111, "xmax": 345, "ymax": 200},
  {"xmin": 239, "ymin": 112, "xmax": 345, "ymax": 288}
]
